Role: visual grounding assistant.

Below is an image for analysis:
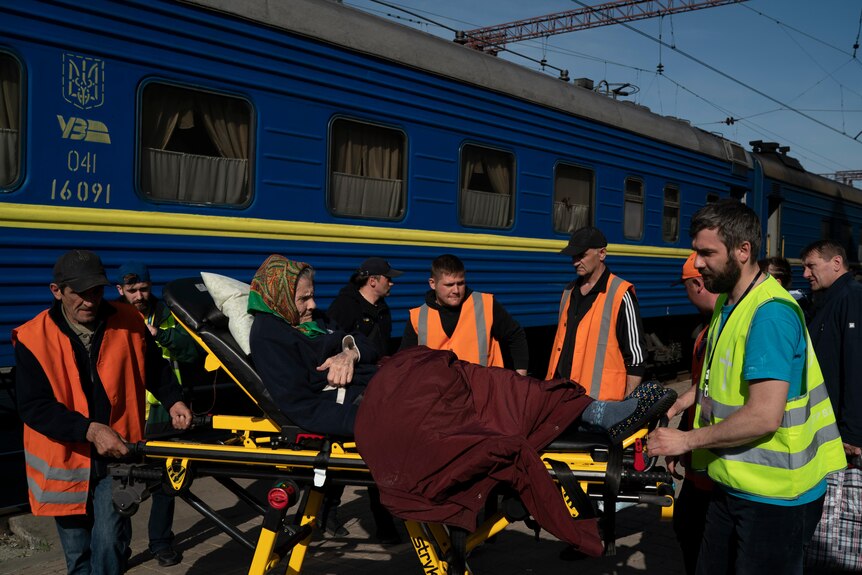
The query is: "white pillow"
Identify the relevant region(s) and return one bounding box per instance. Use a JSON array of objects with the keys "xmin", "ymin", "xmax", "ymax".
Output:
[{"xmin": 200, "ymin": 272, "xmax": 254, "ymax": 355}]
